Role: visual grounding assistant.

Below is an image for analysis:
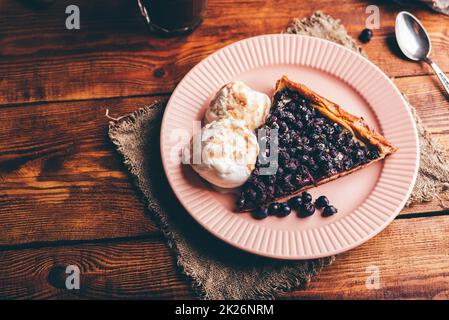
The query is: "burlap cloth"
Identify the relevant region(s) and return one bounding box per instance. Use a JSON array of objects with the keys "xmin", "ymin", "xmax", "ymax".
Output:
[
  {"xmin": 108, "ymin": 11, "xmax": 449, "ymax": 299},
  {"xmin": 394, "ymin": 0, "xmax": 449, "ymax": 15}
]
